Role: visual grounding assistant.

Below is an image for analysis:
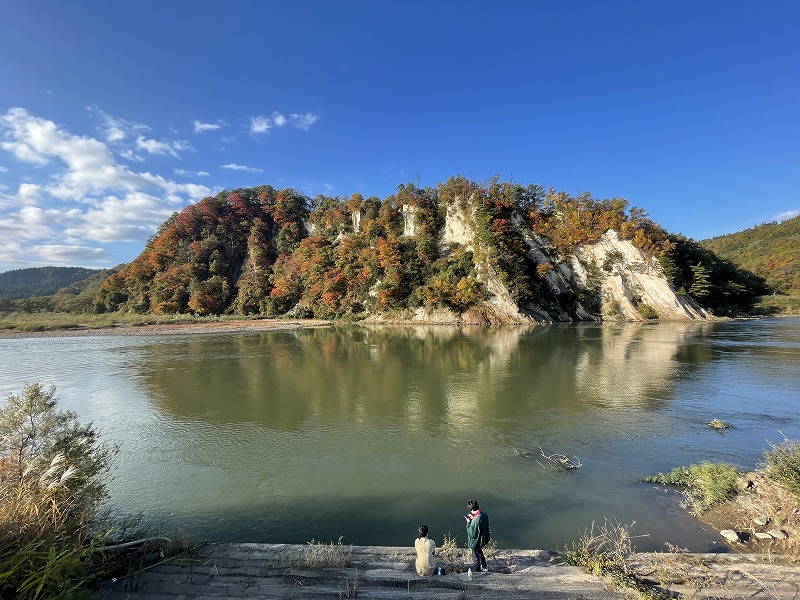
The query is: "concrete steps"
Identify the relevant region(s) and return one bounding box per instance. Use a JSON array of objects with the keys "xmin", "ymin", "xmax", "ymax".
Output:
[{"xmin": 94, "ymin": 543, "xmax": 624, "ymax": 599}]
